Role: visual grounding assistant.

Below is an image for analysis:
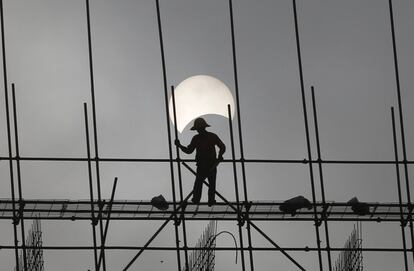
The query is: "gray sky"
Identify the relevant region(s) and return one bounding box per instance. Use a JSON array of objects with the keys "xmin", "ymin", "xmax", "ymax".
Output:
[{"xmin": 0, "ymin": 0, "xmax": 414, "ymax": 270}]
